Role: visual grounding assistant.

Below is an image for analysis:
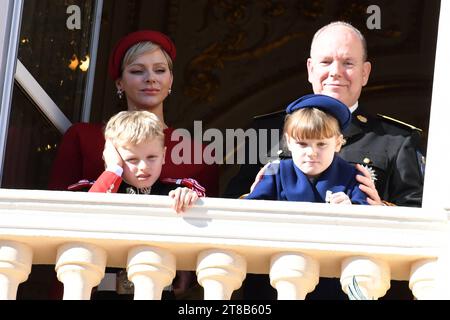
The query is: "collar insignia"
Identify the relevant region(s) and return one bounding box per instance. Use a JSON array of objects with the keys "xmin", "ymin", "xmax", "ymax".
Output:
[{"xmin": 126, "ymin": 186, "xmax": 152, "ymax": 195}]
